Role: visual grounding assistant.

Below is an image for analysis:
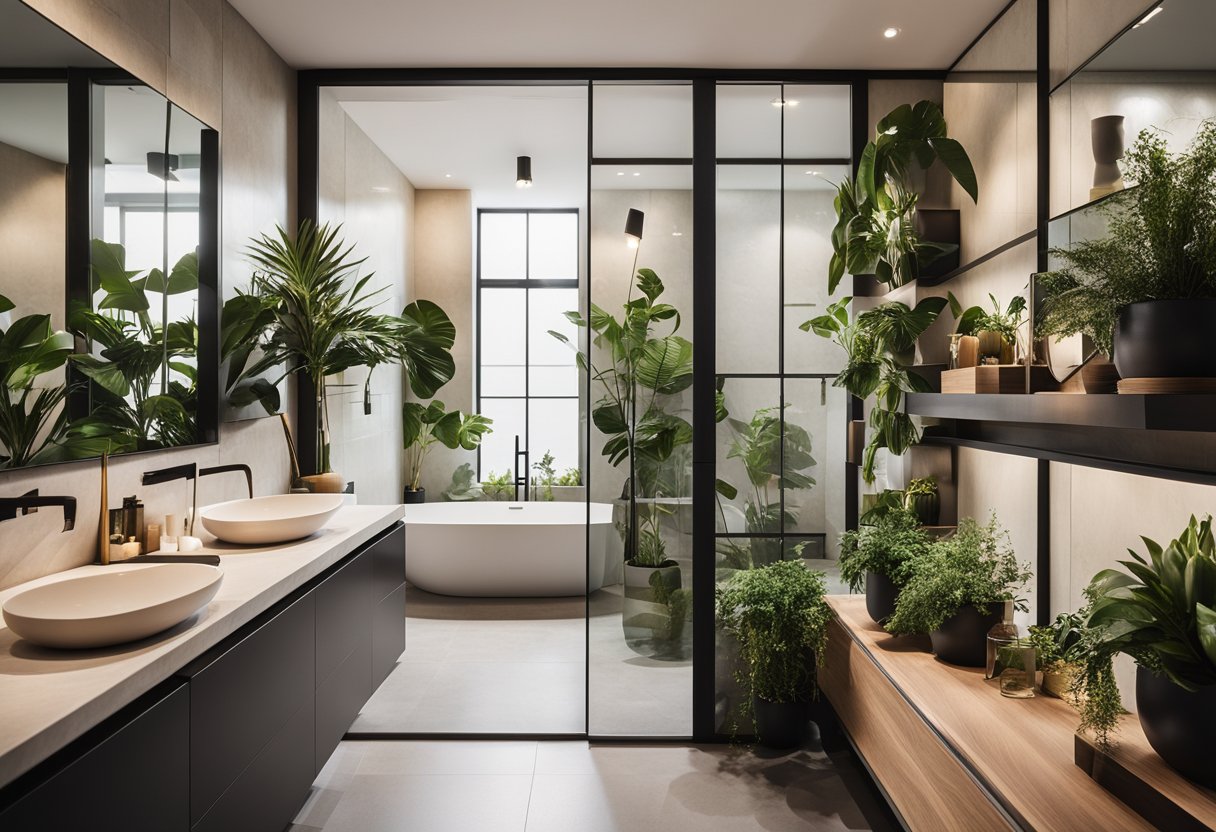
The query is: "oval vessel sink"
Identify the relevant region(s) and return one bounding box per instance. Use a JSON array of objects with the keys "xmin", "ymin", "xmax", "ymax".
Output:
[
  {"xmin": 3, "ymin": 563, "xmax": 223, "ymax": 649},
  {"xmin": 199, "ymin": 493, "xmax": 344, "ymax": 545}
]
